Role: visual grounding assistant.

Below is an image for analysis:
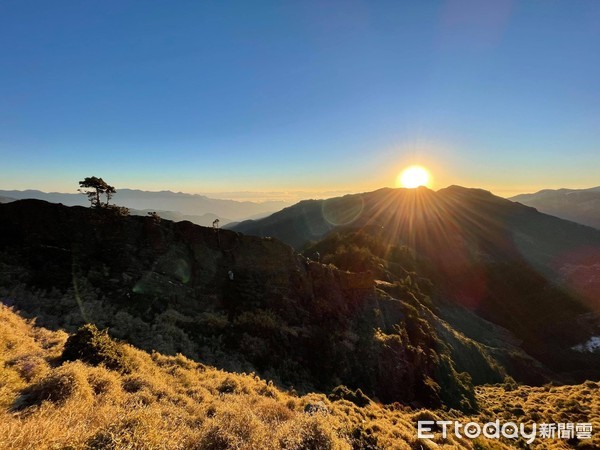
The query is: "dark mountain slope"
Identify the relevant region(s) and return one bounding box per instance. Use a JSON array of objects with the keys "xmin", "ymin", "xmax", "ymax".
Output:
[
  {"xmin": 232, "ymin": 186, "xmax": 600, "ymax": 303},
  {"xmin": 511, "ymin": 186, "xmax": 600, "ymax": 229},
  {"xmin": 233, "ymin": 186, "xmax": 600, "ymax": 378},
  {"xmin": 233, "ymin": 186, "xmax": 600, "ymax": 268},
  {"xmin": 0, "ymin": 199, "xmax": 523, "ymax": 411}
]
